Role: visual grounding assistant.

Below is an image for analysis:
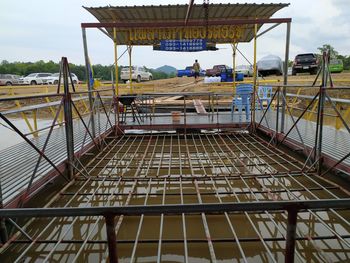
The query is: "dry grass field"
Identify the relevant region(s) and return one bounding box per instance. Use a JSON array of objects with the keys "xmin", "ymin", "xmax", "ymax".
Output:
[{"xmin": 1, "ymin": 71, "xmax": 349, "ymax": 113}]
